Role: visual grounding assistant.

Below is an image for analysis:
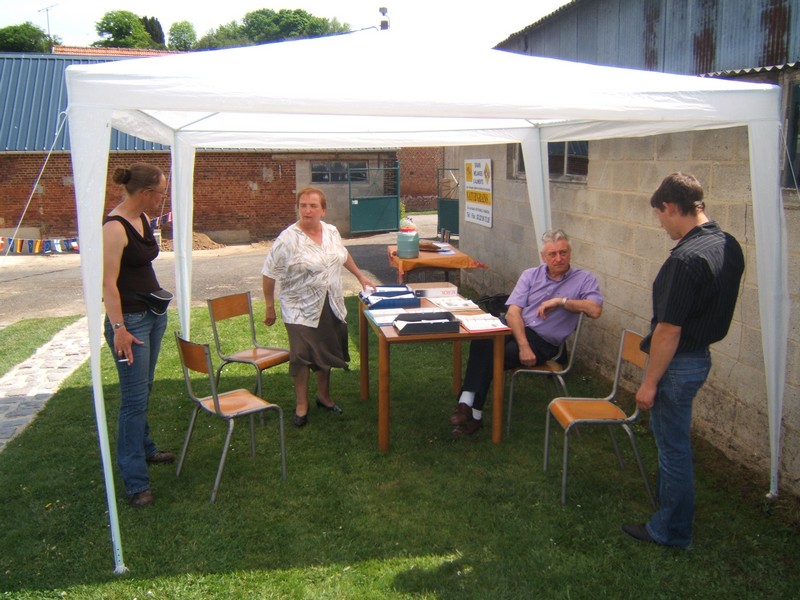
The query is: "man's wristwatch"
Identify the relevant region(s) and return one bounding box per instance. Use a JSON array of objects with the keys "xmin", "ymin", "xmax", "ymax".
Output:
[
  {"xmin": 113, "ymin": 322, "xmax": 125, "ymax": 330},
  {"xmin": 561, "ymin": 297, "xmax": 568, "ymax": 307}
]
